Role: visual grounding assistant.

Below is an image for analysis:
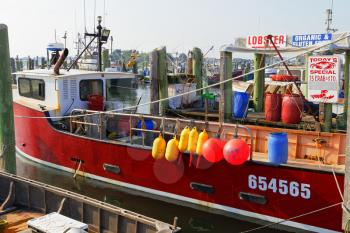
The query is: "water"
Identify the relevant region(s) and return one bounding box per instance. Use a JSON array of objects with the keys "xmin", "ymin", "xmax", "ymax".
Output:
[{"xmin": 14, "ymin": 154, "xmax": 288, "ymax": 233}]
